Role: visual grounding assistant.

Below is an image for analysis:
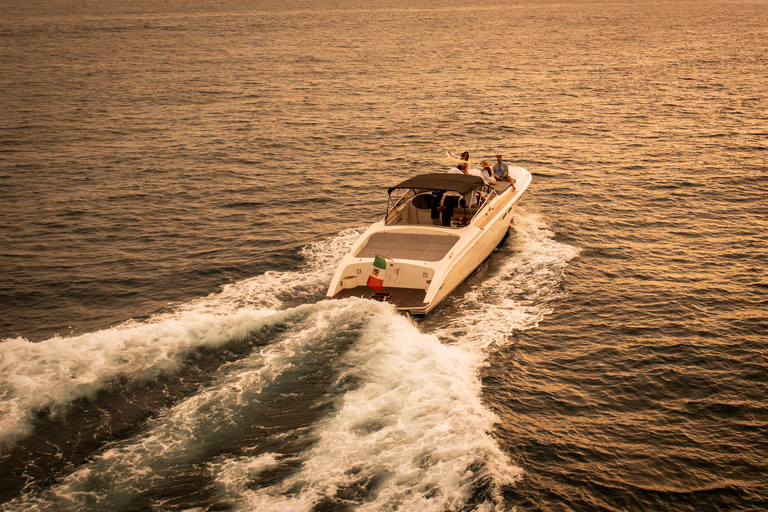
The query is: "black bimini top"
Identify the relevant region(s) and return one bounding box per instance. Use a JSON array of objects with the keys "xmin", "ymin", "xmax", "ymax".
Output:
[{"xmin": 388, "ymin": 173, "xmax": 485, "ymax": 195}]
